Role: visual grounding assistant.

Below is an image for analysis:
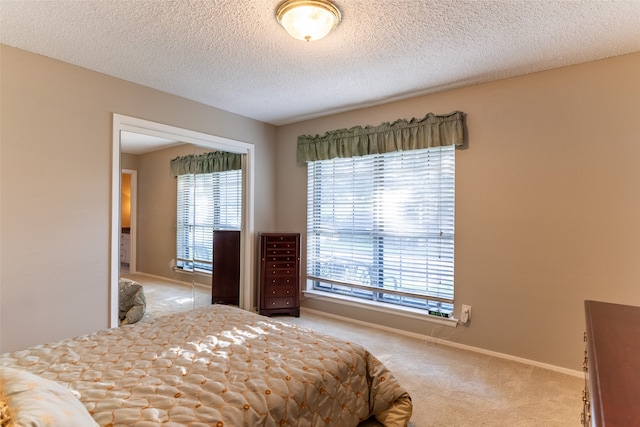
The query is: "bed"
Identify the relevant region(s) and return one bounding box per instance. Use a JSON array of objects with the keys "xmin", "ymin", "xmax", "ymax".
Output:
[{"xmin": 0, "ymin": 304, "xmax": 412, "ymax": 426}]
